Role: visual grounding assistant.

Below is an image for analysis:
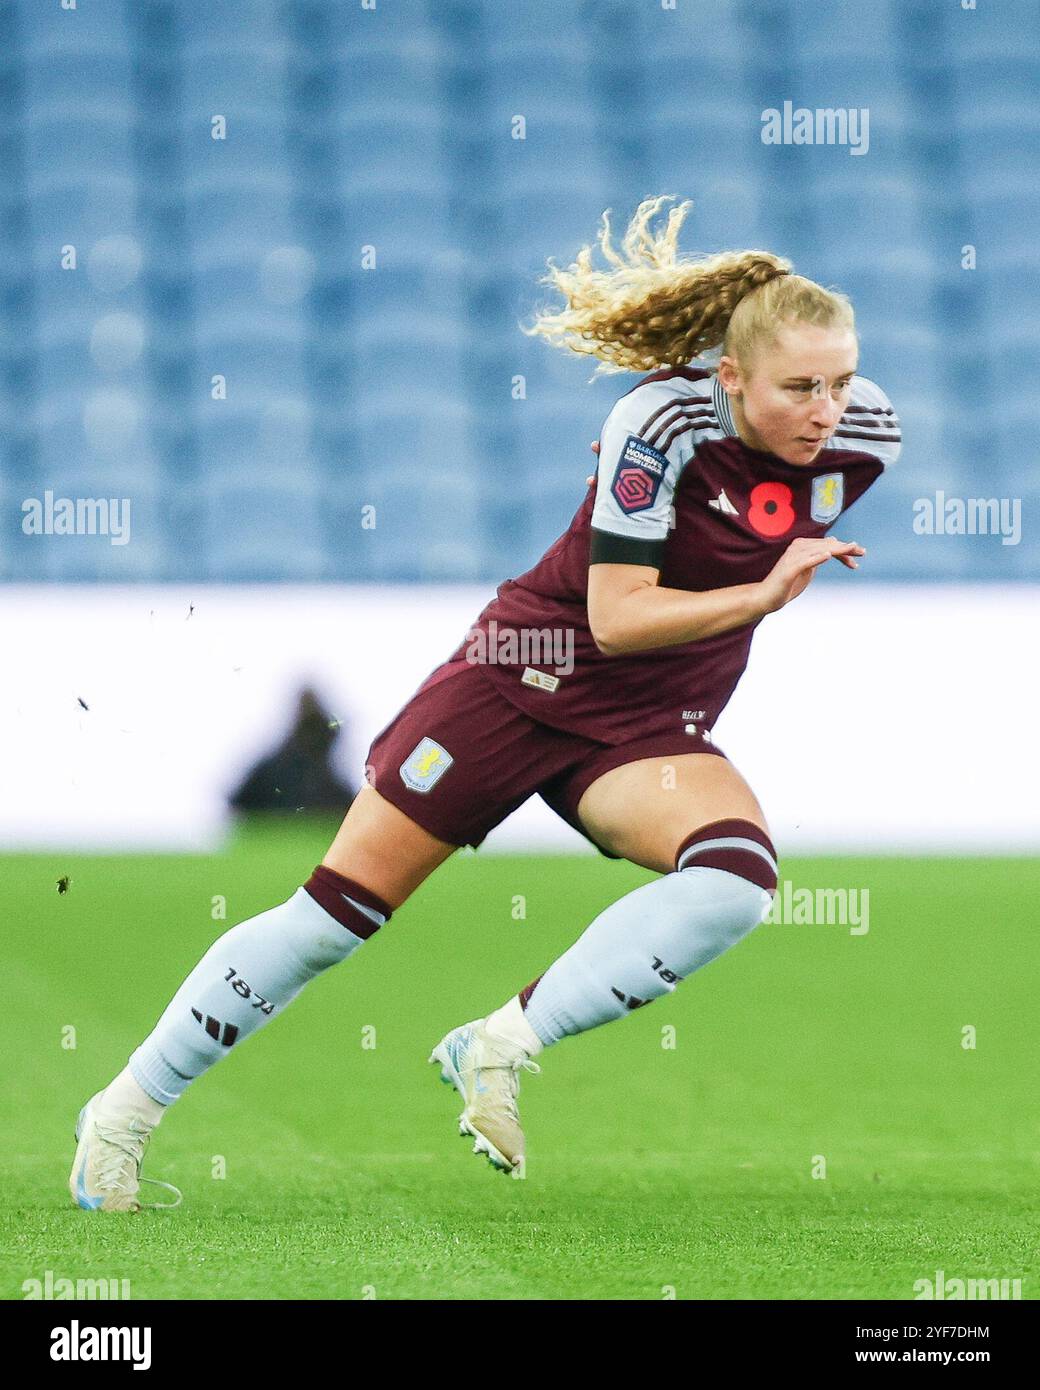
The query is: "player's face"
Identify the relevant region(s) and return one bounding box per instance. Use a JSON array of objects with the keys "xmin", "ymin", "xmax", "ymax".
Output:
[{"xmin": 719, "ymin": 322, "xmax": 858, "ymax": 465}]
